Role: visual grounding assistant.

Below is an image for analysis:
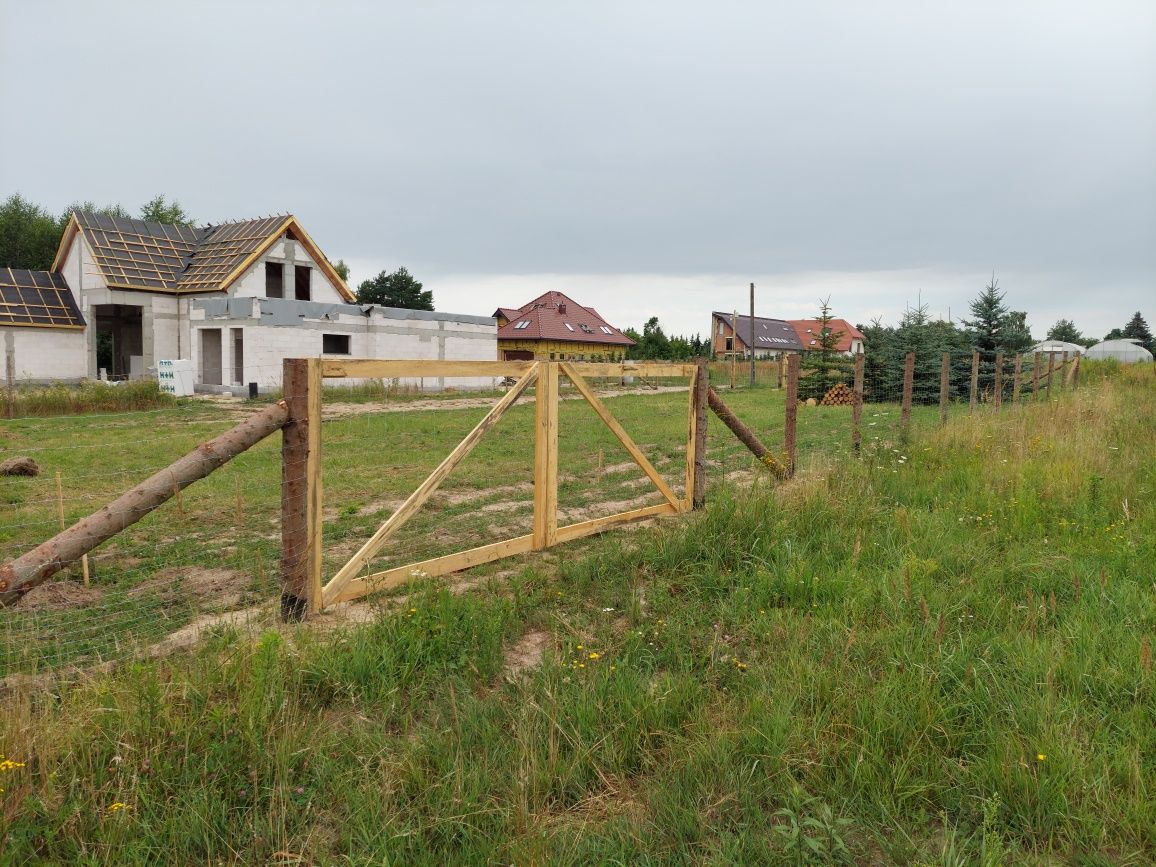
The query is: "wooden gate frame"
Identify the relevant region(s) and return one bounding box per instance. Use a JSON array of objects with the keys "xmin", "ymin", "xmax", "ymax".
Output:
[{"xmin": 281, "ymin": 359, "xmax": 702, "ymax": 616}]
